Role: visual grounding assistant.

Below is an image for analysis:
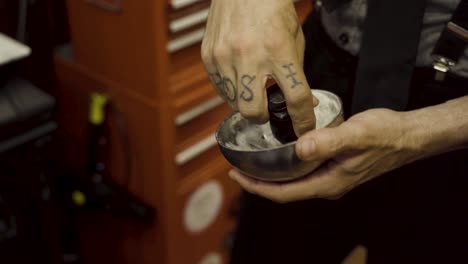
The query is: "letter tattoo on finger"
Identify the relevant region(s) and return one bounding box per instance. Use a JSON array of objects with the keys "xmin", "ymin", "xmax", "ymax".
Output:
[
  {"xmin": 222, "ymin": 77, "xmax": 237, "ymax": 103},
  {"xmin": 208, "ymin": 73, "xmax": 237, "ymax": 103},
  {"xmin": 209, "ymin": 72, "xmax": 226, "ymax": 98},
  {"xmin": 282, "ymin": 63, "xmax": 303, "ymax": 89},
  {"xmin": 240, "ymin": 75, "xmax": 256, "ymax": 102}
]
